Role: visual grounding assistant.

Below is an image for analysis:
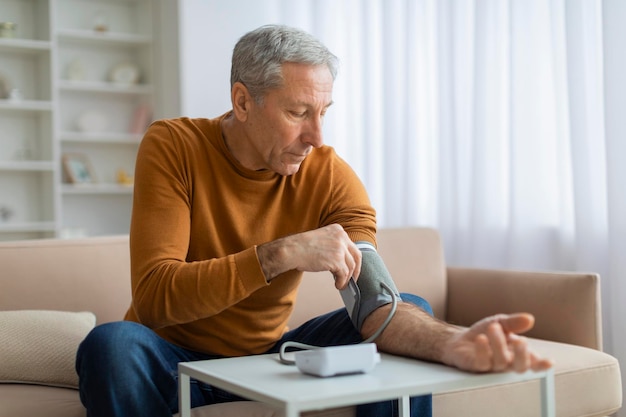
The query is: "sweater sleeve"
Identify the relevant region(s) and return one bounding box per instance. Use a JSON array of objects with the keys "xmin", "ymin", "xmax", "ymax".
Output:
[
  {"xmin": 127, "ymin": 121, "xmax": 269, "ymax": 329},
  {"xmin": 322, "ymin": 152, "xmax": 378, "ymax": 246}
]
